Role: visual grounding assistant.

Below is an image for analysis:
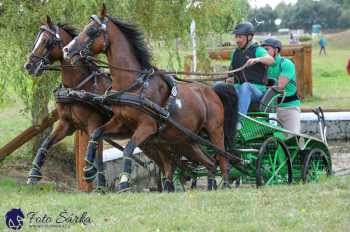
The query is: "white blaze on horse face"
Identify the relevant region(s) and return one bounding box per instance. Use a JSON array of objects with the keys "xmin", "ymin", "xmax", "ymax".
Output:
[
  {"xmin": 176, "ymin": 99, "xmax": 182, "ymax": 109},
  {"xmin": 63, "ymin": 38, "xmax": 76, "ymax": 60},
  {"xmin": 33, "ymin": 32, "xmax": 46, "ymax": 52}
]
